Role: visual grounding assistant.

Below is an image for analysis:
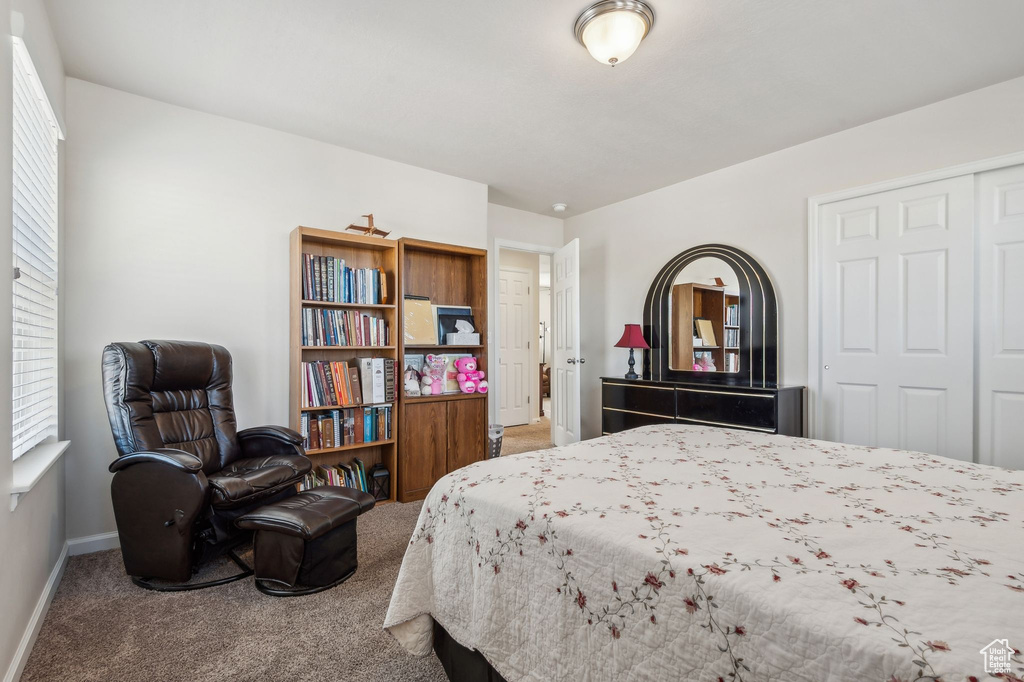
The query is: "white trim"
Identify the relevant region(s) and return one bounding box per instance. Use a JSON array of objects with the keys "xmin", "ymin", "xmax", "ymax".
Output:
[
  {"xmin": 9, "ymin": 441, "xmax": 70, "ymax": 511},
  {"xmin": 67, "ymin": 531, "xmax": 120, "ymax": 556},
  {"xmin": 491, "ymin": 239, "xmax": 559, "ymax": 430},
  {"xmin": 3, "ymin": 542, "xmax": 68, "ymax": 682},
  {"xmin": 806, "ymin": 149, "xmax": 1024, "ymax": 438}
]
